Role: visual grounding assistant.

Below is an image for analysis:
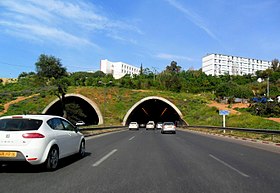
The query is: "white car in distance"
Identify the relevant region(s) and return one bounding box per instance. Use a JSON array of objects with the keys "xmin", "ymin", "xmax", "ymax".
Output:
[
  {"xmin": 0, "ymin": 115, "xmax": 85, "ymax": 170},
  {"xmin": 129, "ymin": 122, "xmax": 139, "ymax": 130},
  {"xmin": 161, "ymin": 122, "xmax": 176, "ymax": 134},
  {"xmin": 146, "ymin": 121, "xmax": 155, "ymax": 130}
]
